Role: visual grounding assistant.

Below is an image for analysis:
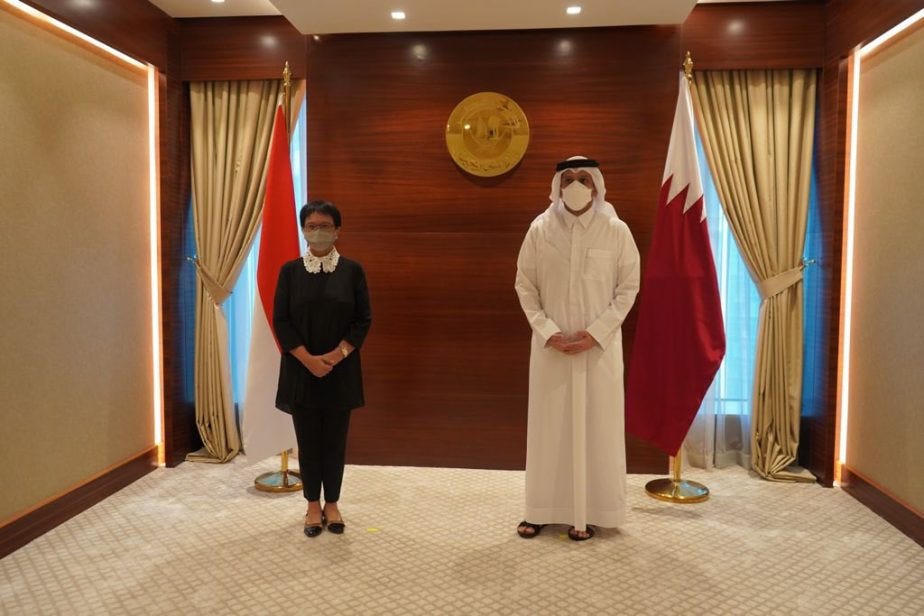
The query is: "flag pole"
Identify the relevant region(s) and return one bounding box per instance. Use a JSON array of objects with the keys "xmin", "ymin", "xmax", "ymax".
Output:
[
  {"xmin": 254, "ymin": 61, "xmax": 303, "ymax": 494},
  {"xmin": 643, "ymin": 52, "xmax": 710, "ymax": 505}
]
